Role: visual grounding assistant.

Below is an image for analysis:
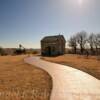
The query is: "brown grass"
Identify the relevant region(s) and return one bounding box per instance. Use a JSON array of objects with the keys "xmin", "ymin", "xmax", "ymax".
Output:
[
  {"xmin": 43, "ymin": 54, "xmax": 100, "ymax": 80},
  {"xmin": 0, "ymin": 55, "xmax": 52, "ymax": 100}
]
